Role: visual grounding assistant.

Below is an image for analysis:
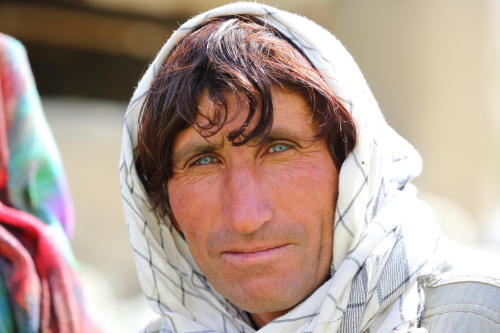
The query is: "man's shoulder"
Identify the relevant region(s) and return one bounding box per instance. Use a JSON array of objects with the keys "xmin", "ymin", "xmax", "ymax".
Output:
[{"xmin": 420, "ymin": 245, "xmax": 500, "ymax": 332}]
